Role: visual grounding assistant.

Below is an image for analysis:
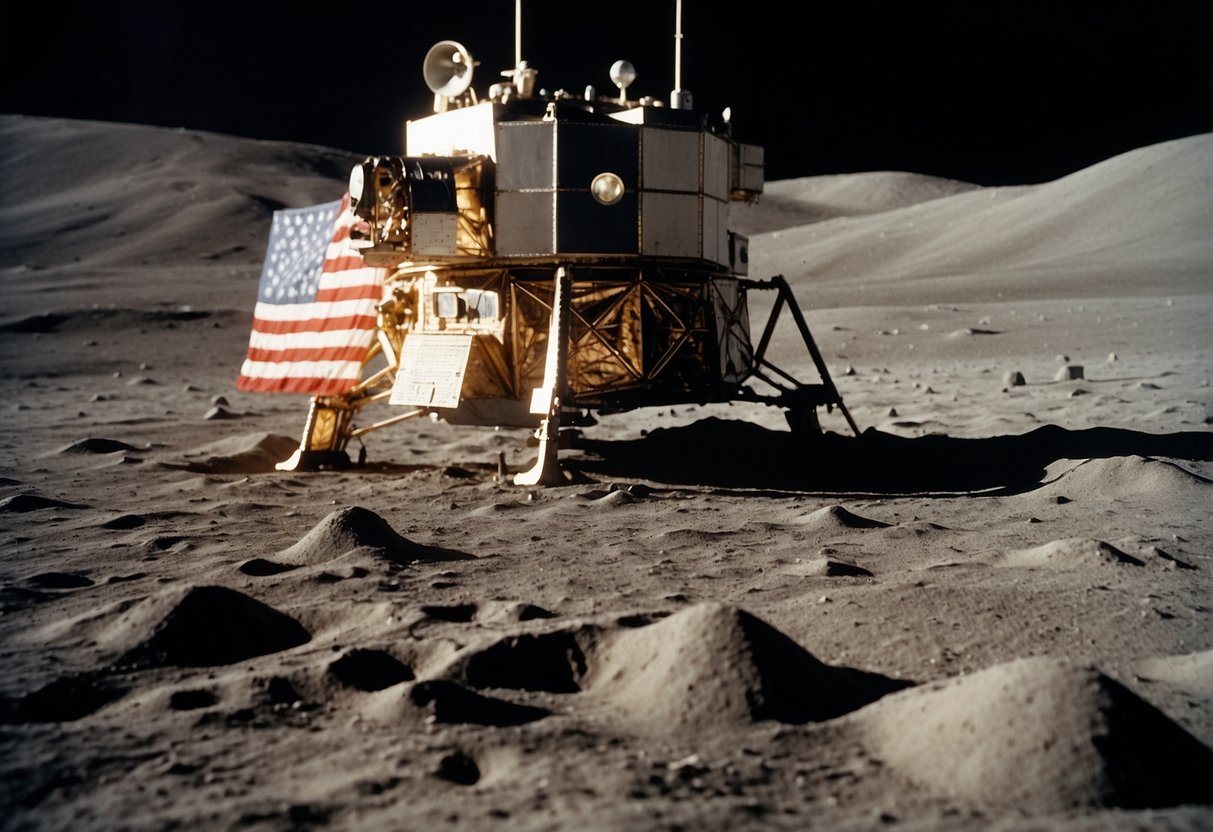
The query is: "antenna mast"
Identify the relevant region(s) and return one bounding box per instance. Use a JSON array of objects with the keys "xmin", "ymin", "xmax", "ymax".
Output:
[
  {"xmin": 507, "ymin": 0, "xmax": 537, "ymax": 99},
  {"xmin": 515, "ymin": 0, "xmax": 522, "ymax": 68},
  {"xmin": 670, "ymin": 0, "xmax": 692, "ymax": 109}
]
